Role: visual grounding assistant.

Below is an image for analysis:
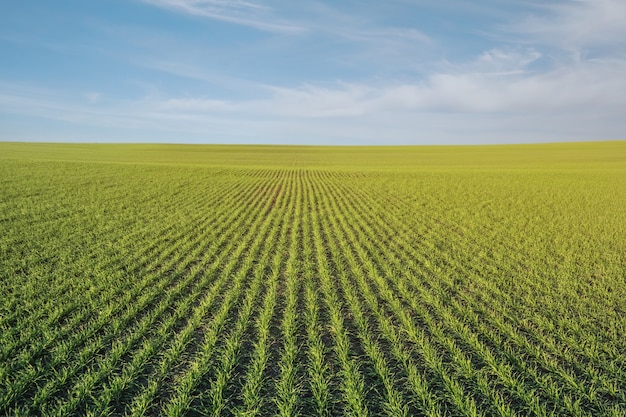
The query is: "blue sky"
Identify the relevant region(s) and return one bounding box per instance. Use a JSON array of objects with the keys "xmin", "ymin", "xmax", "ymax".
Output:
[{"xmin": 1, "ymin": 0, "xmax": 625, "ymax": 145}]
